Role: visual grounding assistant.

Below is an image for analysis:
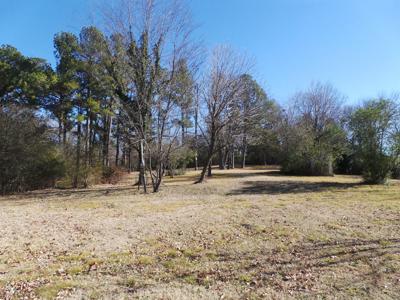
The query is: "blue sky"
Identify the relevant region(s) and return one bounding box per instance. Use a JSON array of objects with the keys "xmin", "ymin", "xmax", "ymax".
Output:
[{"xmin": 1, "ymin": 0, "xmax": 400, "ymax": 104}]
